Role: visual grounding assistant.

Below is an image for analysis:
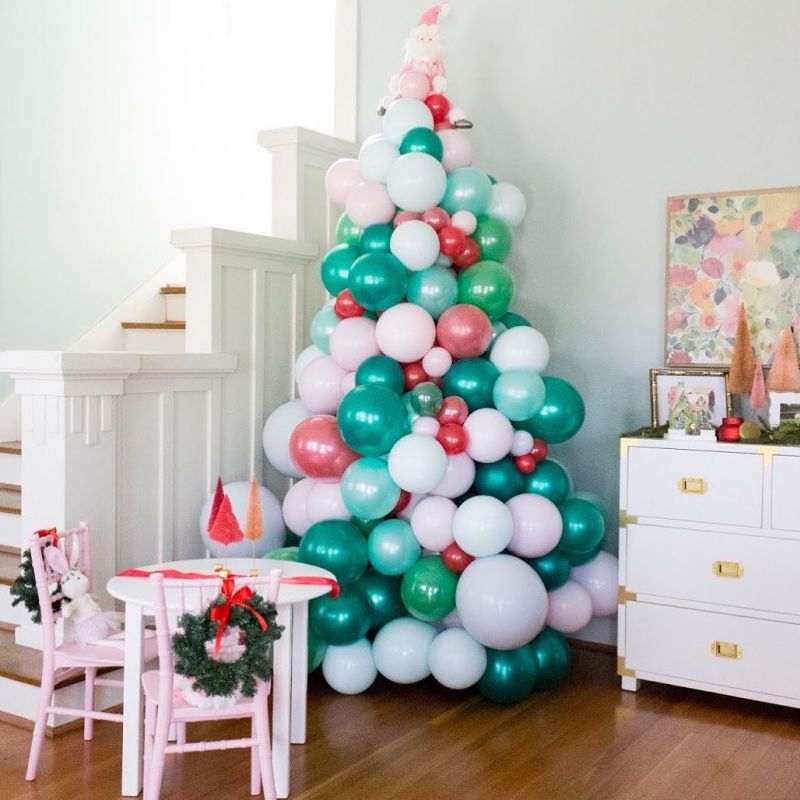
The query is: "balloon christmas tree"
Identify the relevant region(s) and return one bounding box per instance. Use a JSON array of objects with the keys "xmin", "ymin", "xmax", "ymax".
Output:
[{"xmin": 262, "ymin": 1, "xmax": 617, "ymax": 703}]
